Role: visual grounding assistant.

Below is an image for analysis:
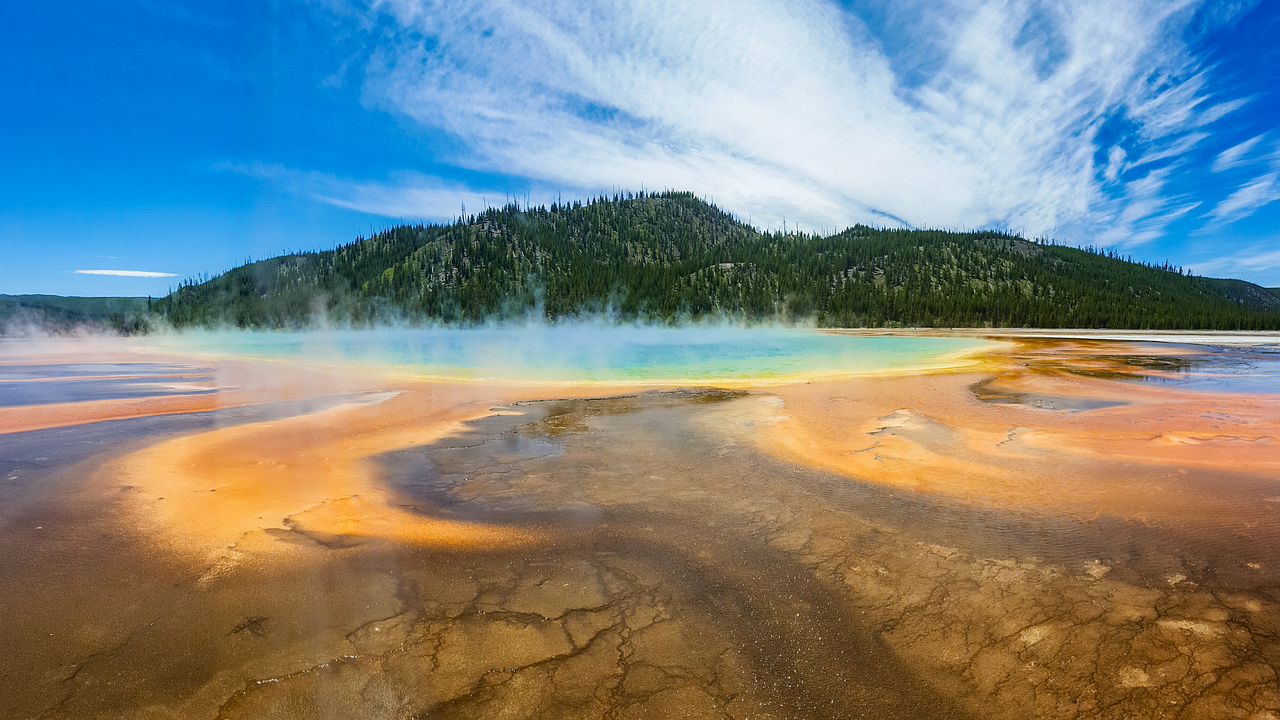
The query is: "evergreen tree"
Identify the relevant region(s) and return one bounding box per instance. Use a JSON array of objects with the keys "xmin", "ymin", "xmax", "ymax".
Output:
[{"xmin": 153, "ymin": 192, "xmax": 1280, "ymax": 331}]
